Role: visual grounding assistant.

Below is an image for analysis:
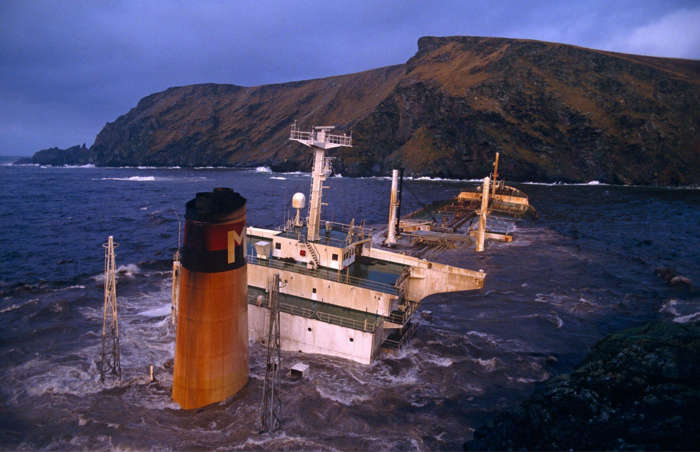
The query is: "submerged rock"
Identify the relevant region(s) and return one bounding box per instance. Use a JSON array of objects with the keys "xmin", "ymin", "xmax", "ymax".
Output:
[
  {"xmin": 655, "ymin": 267, "xmax": 694, "ymax": 291},
  {"xmin": 465, "ymin": 321, "xmax": 700, "ymax": 450}
]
